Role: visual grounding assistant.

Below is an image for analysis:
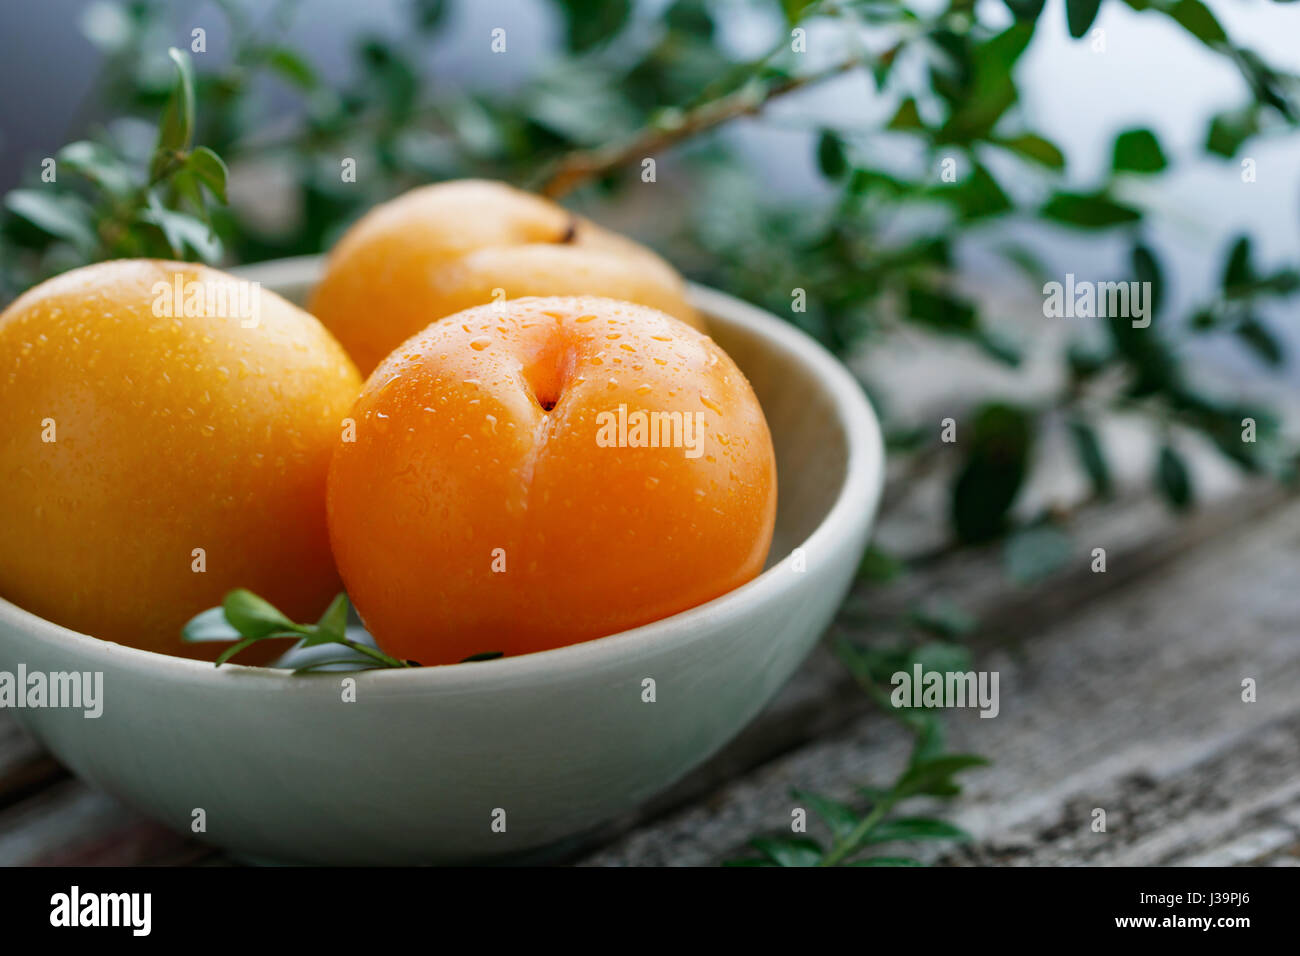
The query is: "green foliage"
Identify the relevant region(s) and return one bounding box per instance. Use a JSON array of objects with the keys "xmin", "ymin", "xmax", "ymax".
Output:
[
  {"xmin": 1112, "ymin": 128, "xmax": 1168, "ymax": 173},
  {"xmin": 1041, "ymin": 191, "xmax": 1142, "ymax": 228},
  {"xmin": 1156, "ymin": 444, "xmax": 1194, "ymax": 510},
  {"xmin": 1065, "ymin": 0, "xmax": 1104, "ymax": 39},
  {"xmin": 2, "ymin": 46, "xmax": 229, "ymax": 287},
  {"xmin": 952, "ymin": 403, "xmax": 1033, "ymax": 543},
  {"xmin": 726, "ymin": 751, "xmax": 985, "ymax": 866},
  {"xmin": 182, "ymin": 590, "xmax": 413, "ymax": 670},
  {"xmin": 726, "ymin": 634, "xmax": 989, "ymax": 866}
]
